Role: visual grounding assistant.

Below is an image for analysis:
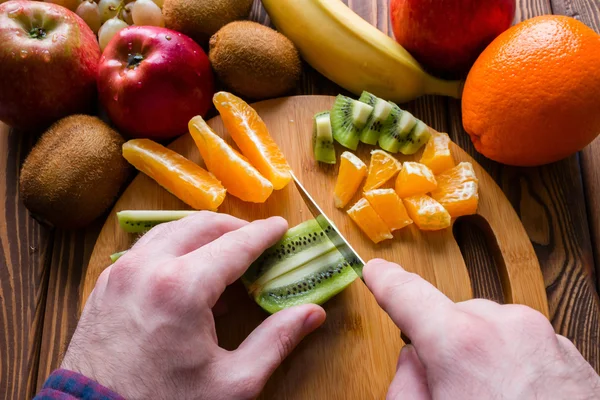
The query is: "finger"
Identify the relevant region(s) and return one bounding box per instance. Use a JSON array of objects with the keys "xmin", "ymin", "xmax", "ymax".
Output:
[
  {"xmin": 82, "ymin": 265, "xmax": 113, "ymax": 313},
  {"xmin": 230, "ymin": 304, "xmax": 326, "ymax": 386},
  {"xmin": 363, "ymin": 259, "xmax": 455, "ymax": 346},
  {"xmin": 182, "ymin": 216, "xmax": 288, "ymax": 306},
  {"xmin": 387, "ymin": 345, "xmax": 432, "ymax": 400},
  {"xmin": 132, "ymin": 211, "xmax": 248, "ymax": 258}
]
